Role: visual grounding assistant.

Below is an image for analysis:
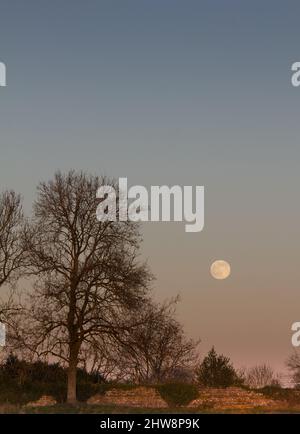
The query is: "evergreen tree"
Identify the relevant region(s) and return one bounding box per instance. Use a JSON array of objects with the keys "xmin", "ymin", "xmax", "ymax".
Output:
[{"xmin": 196, "ymin": 347, "xmax": 237, "ymax": 387}]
